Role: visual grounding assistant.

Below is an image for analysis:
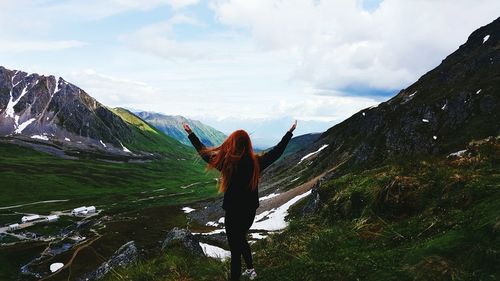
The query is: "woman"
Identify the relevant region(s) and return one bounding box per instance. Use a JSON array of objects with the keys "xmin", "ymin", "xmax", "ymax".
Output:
[{"xmin": 183, "ymin": 120, "xmax": 297, "ymax": 280}]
